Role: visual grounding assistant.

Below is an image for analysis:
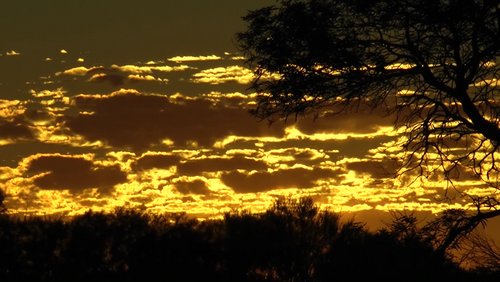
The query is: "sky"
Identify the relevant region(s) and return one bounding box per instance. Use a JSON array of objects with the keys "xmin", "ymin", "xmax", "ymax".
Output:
[{"xmin": 1, "ymin": 0, "xmax": 499, "ymax": 240}]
